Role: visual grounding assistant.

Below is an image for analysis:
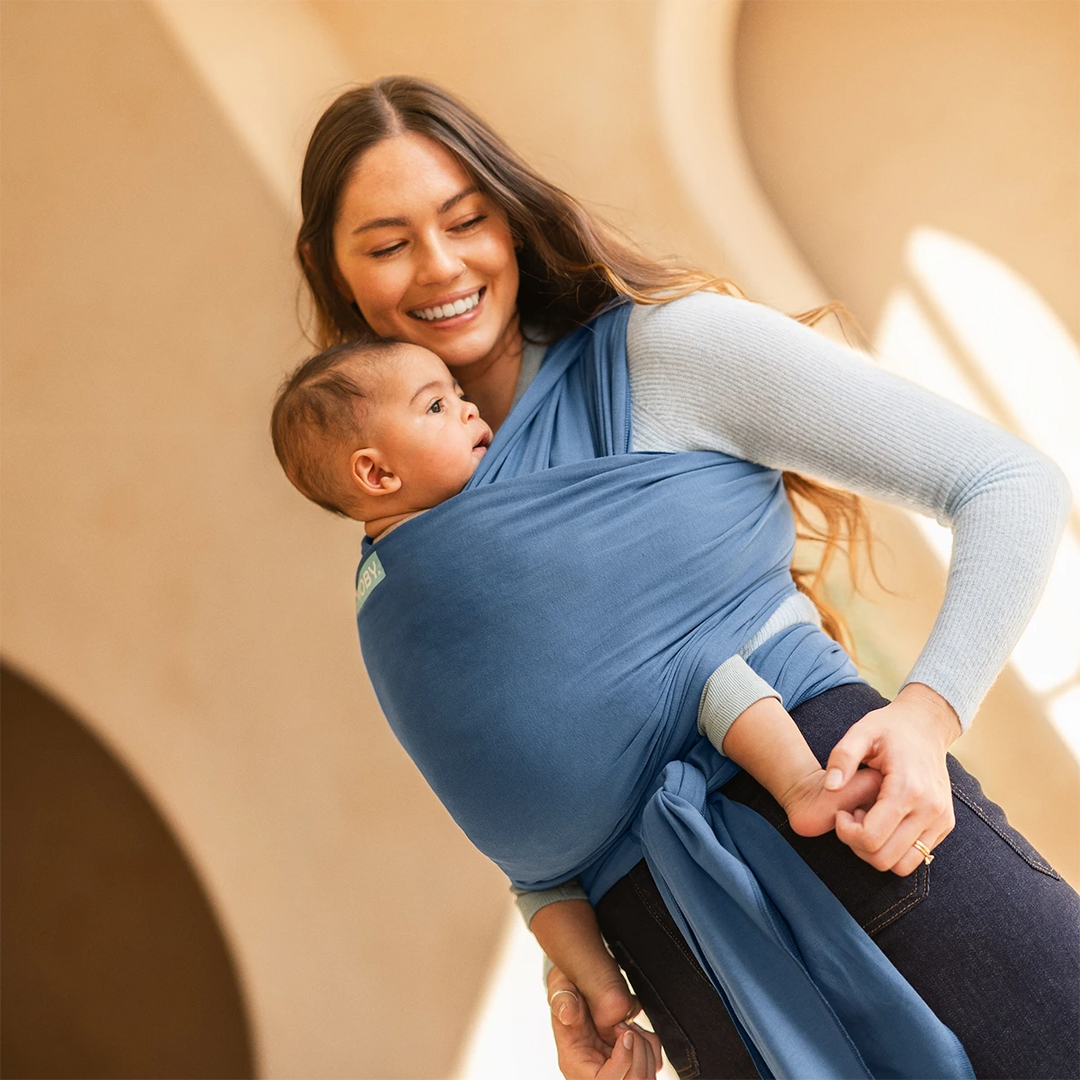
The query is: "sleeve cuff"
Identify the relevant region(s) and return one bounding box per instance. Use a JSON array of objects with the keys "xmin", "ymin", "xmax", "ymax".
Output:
[
  {"xmin": 511, "ymin": 880, "xmax": 589, "ymax": 928},
  {"xmin": 899, "ymin": 673, "xmax": 972, "ymax": 732},
  {"xmin": 698, "ymin": 655, "xmax": 782, "ymax": 753}
]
